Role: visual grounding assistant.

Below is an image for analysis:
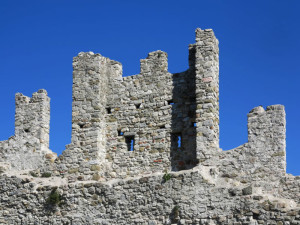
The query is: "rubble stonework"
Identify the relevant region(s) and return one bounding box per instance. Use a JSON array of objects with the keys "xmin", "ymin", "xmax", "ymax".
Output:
[
  {"xmin": 0, "ymin": 28, "xmax": 299, "ymax": 224},
  {"xmin": 0, "ymin": 89, "xmax": 55, "ymax": 170}
]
